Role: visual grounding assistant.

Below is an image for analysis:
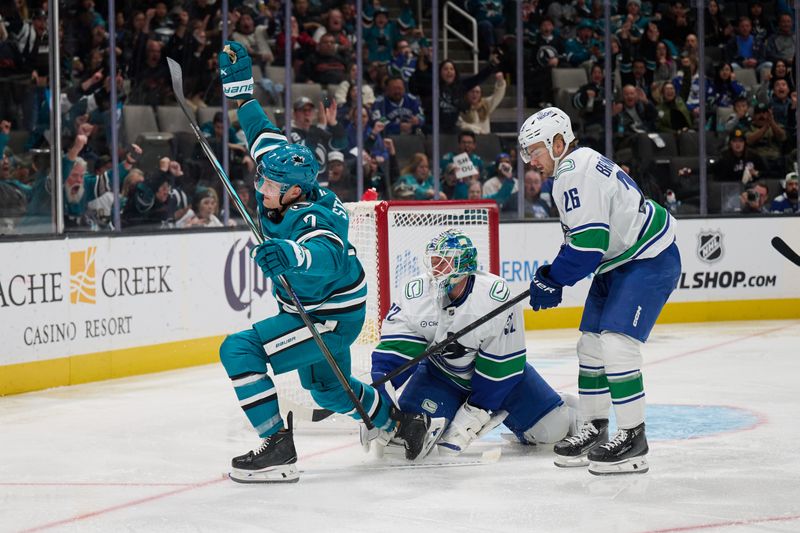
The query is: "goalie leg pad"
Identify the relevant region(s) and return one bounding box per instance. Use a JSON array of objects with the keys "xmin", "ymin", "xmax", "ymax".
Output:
[
  {"xmin": 438, "ymin": 403, "xmax": 506, "ymax": 456},
  {"xmin": 519, "ymin": 402, "xmax": 572, "ymax": 445}
]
